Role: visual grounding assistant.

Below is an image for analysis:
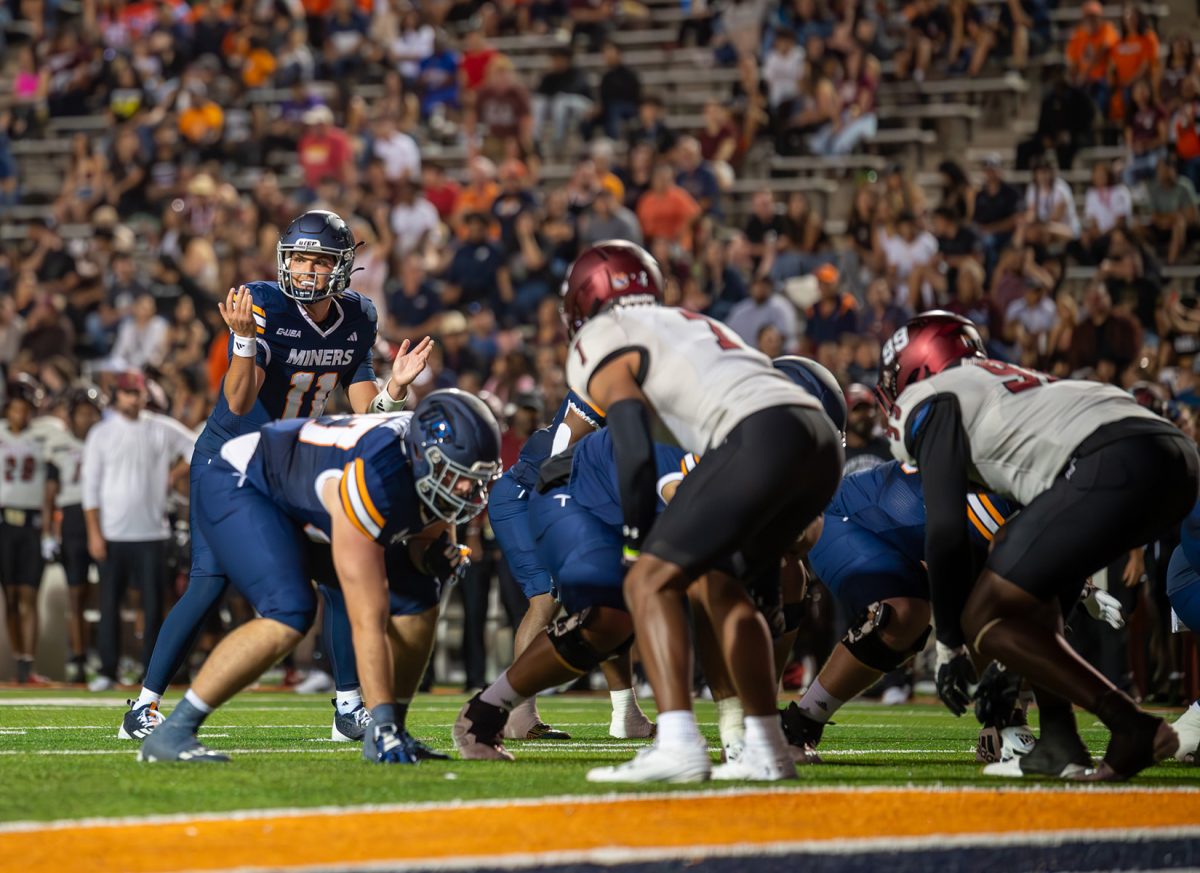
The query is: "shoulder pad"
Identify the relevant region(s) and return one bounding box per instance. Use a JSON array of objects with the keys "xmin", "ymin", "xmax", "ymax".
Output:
[{"xmin": 342, "ymin": 290, "xmax": 378, "ymax": 324}]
